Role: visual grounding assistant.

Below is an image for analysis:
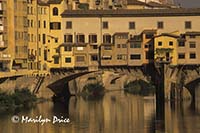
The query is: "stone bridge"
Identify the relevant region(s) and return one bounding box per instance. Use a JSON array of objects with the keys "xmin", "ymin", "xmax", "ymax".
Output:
[
  {"xmin": 0, "ymin": 67, "xmax": 148, "ymax": 99},
  {"xmin": 164, "ymin": 65, "xmax": 200, "ymax": 100},
  {"xmin": 2, "ymin": 65, "xmax": 200, "ymax": 101},
  {"xmin": 46, "ymin": 67, "xmax": 149, "ymax": 98}
]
